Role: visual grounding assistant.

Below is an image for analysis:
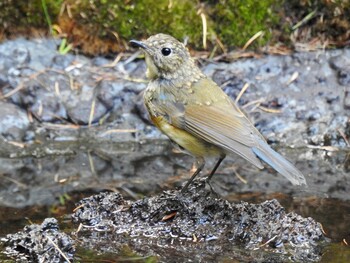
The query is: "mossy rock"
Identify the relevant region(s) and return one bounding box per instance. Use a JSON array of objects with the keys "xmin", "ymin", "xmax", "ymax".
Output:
[
  {"xmin": 0, "ymin": 0, "xmax": 349, "ymax": 55},
  {"xmin": 62, "ymin": 0, "xmax": 204, "ymax": 54}
]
